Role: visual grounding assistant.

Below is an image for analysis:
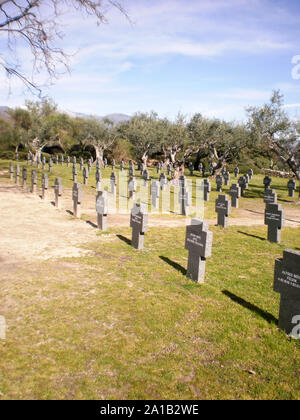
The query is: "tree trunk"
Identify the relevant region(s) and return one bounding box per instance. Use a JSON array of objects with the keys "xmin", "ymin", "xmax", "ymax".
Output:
[{"xmin": 93, "ymin": 145, "xmax": 104, "ymax": 165}]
